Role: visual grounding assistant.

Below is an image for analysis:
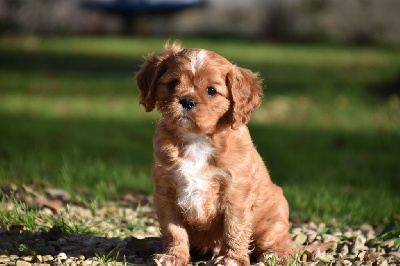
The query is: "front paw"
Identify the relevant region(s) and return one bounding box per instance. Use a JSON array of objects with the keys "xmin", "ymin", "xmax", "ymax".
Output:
[
  {"xmin": 211, "ymin": 255, "xmax": 250, "ymax": 266},
  {"xmin": 153, "ymin": 254, "xmax": 189, "ymax": 266}
]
